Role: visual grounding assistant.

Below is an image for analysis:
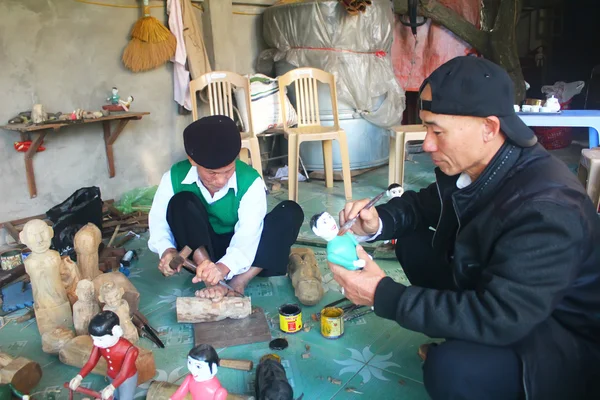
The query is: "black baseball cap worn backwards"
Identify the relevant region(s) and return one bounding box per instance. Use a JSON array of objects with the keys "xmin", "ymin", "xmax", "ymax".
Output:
[
  {"xmin": 419, "ymin": 56, "xmax": 537, "ymax": 147},
  {"xmin": 184, "ymin": 115, "xmax": 242, "ymax": 169}
]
